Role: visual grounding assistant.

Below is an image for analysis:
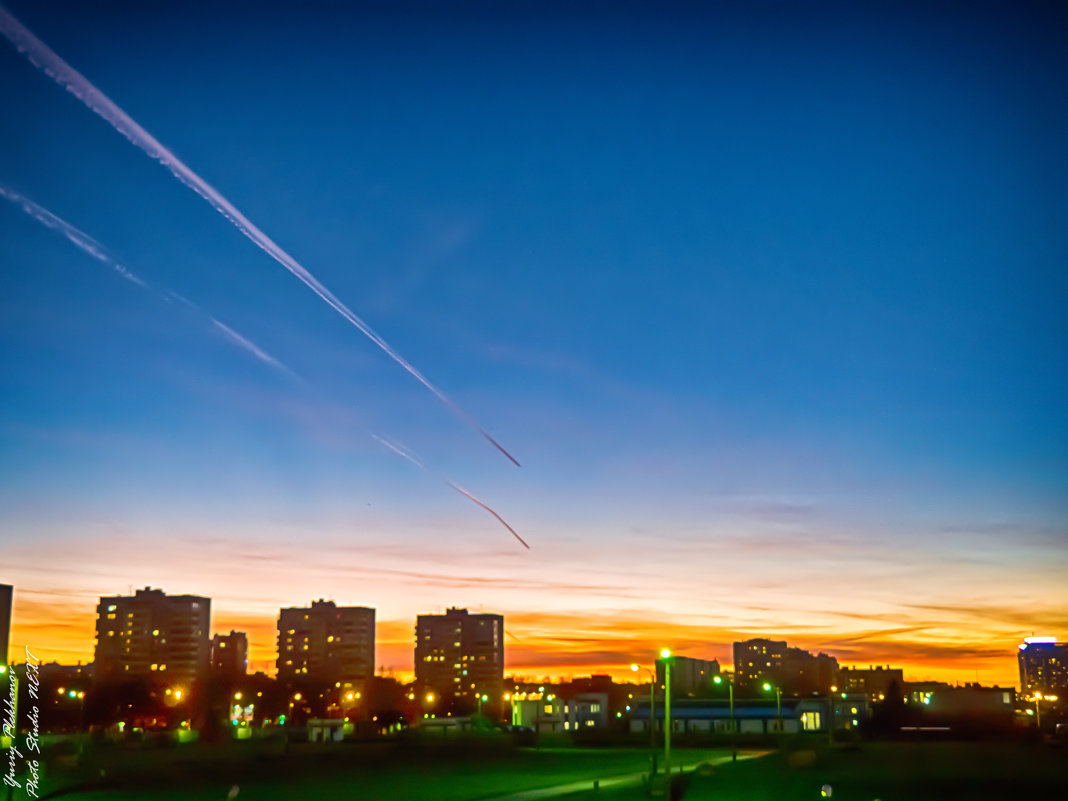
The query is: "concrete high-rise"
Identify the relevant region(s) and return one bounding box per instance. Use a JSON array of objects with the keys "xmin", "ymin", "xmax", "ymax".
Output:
[
  {"xmin": 210, "ymin": 630, "xmax": 249, "ymax": 676},
  {"xmin": 276, "ymin": 600, "xmax": 375, "ymax": 685},
  {"xmin": 733, "ymin": 638, "xmax": 787, "ymax": 689},
  {"xmin": 93, "ymin": 587, "xmax": 210, "ymax": 685},
  {"xmin": 415, "ymin": 607, "xmax": 503, "ymax": 702},
  {"xmin": 0, "ymin": 583, "xmax": 11, "ymax": 666},
  {"xmin": 733, "ymin": 637, "xmax": 838, "ymax": 694},
  {"xmin": 656, "ymin": 655, "xmax": 720, "ymax": 696},
  {"xmin": 1018, "ymin": 637, "xmax": 1068, "ymax": 696}
]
